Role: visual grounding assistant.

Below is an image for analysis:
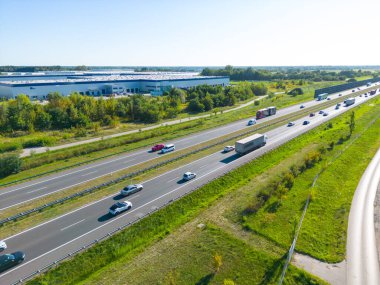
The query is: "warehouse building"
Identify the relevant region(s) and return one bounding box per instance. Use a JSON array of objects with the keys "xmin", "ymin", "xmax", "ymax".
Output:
[{"xmin": 0, "ymin": 72, "xmax": 229, "ymax": 100}]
